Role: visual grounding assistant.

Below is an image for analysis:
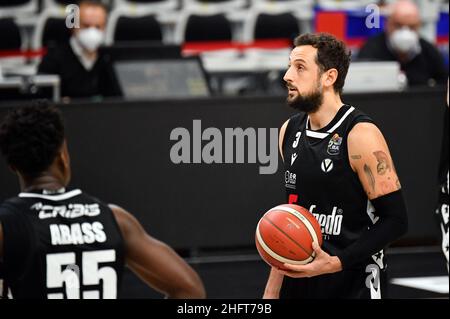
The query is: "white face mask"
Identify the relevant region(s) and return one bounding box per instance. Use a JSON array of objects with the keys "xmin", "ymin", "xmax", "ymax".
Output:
[
  {"xmin": 76, "ymin": 27, "xmax": 104, "ymax": 52},
  {"xmin": 389, "ymin": 27, "xmax": 421, "ymax": 57}
]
